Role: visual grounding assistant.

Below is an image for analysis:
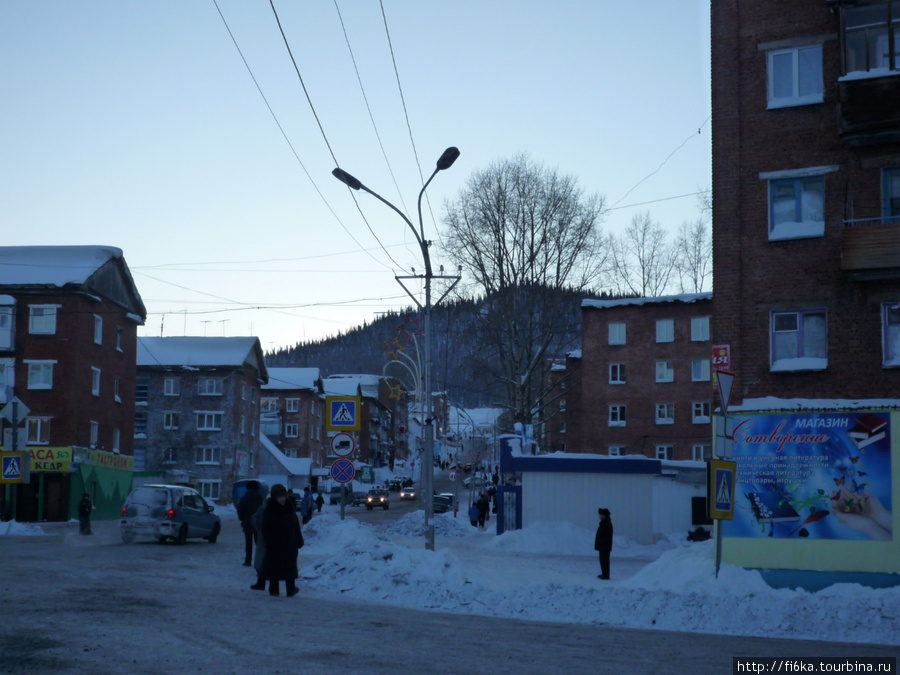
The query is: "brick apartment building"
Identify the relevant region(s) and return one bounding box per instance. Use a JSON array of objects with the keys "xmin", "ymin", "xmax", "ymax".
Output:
[
  {"xmin": 260, "ymin": 367, "xmax": 326, "ymax": 466},
  {"xmin": 134, "ymin": 336, "xmax": 268, "ymax": 504},
  {"xmin": 711, "ymin": 0, "xmax": 900, "ymax": 582},
  {"xmin": 0, "ymin": 245, "xmax": 146, "ymax": 522},
  {"xmin": 560, "ymin": 293, "xmax": 713, "ymax": 461}
]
